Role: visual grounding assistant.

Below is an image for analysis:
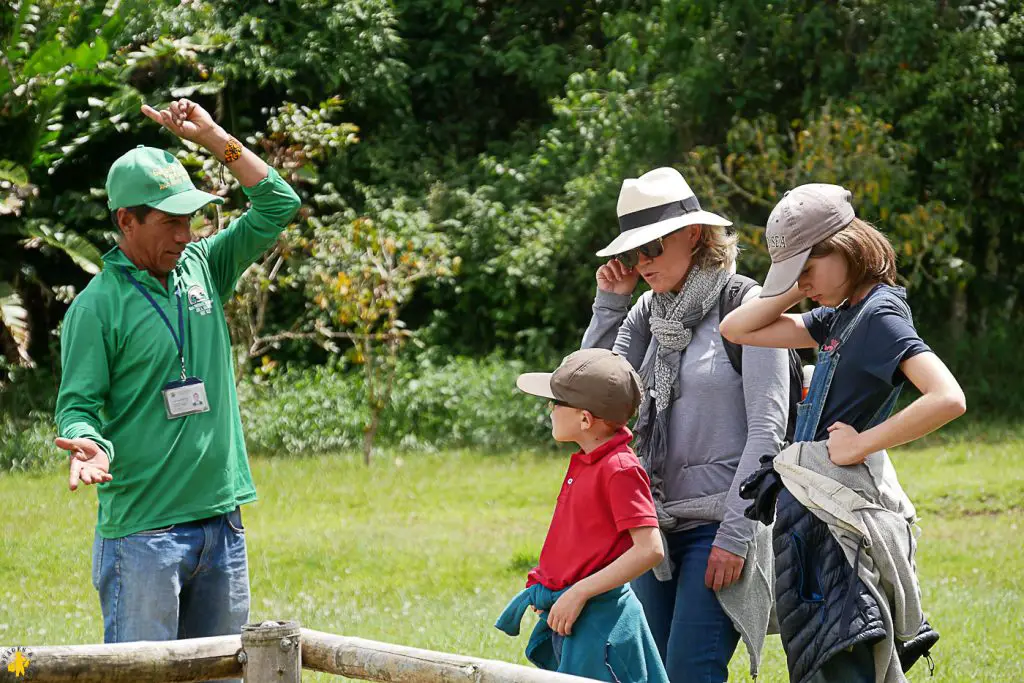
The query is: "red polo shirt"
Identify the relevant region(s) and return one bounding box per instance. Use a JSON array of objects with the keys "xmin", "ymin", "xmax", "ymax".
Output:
[{"xmin": 527, "ymin": 428, "xmax": 658, "ymax": 591}]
